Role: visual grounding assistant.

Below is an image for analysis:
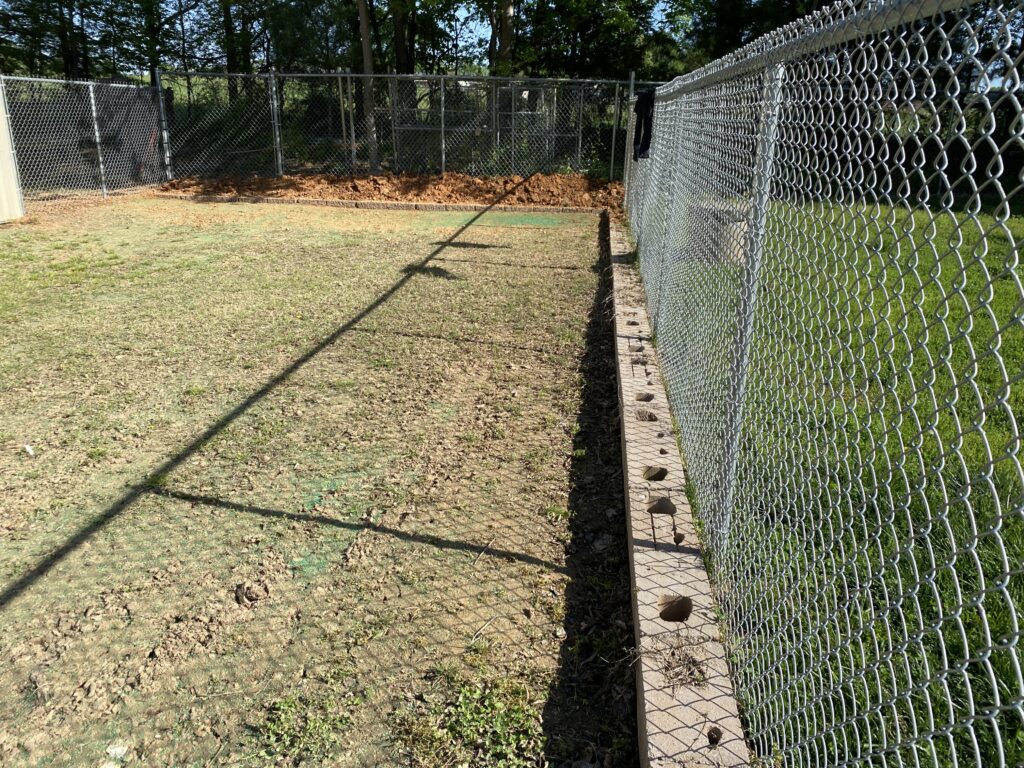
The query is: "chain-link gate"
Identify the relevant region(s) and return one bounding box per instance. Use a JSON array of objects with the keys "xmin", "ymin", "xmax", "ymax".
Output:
[
  {"xmin": 2, "ymin": 76, "xmax": 163, "ymax": 204},
  {"xmin": 624, "ymin": 0, "xmax": 1022, "ymax": 765}
]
